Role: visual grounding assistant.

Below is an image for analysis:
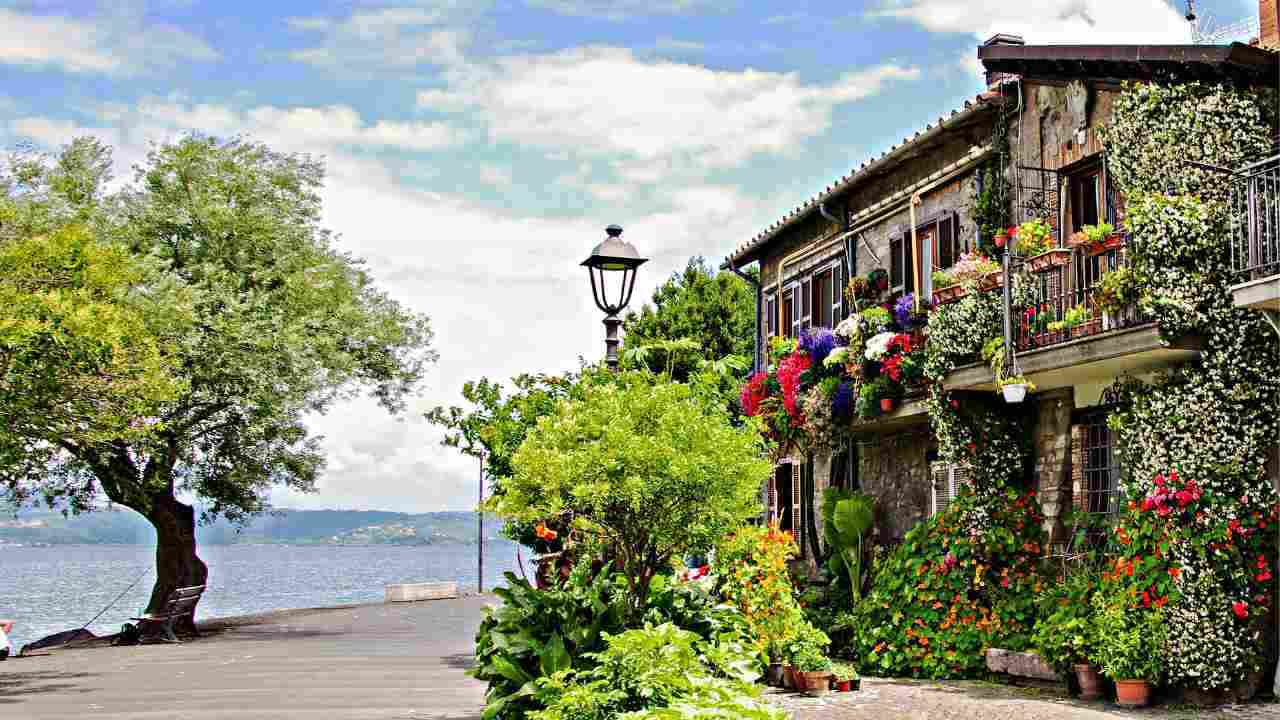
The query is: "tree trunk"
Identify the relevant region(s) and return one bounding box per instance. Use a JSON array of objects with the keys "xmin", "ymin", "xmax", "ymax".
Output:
[{"xmin": 143, "ymin": 493, "xmax": 208, "ymax": 634}]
